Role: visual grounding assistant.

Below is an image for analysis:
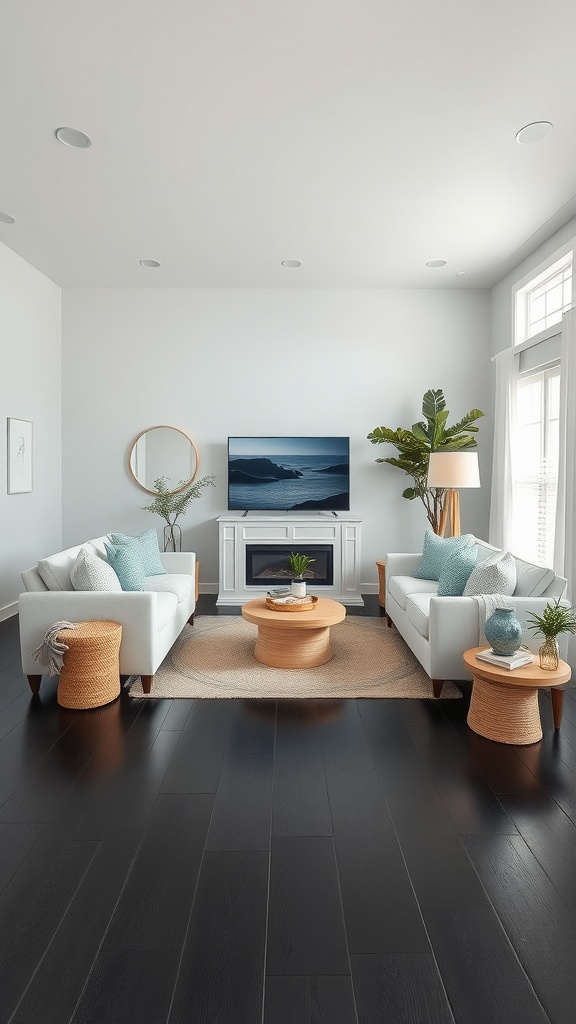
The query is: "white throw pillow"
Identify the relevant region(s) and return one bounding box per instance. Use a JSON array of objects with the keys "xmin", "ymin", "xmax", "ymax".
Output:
[
  {"xmin": 513, "ymin": 557, "xmax": 555, "ymax": 597},
  {"xmin": 463, "ymin": 550, "xmax": 517, "ymax": 597},
  {"xmin": 70, "ymin": 548, "xmax": 122, "ymax": 592}
]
